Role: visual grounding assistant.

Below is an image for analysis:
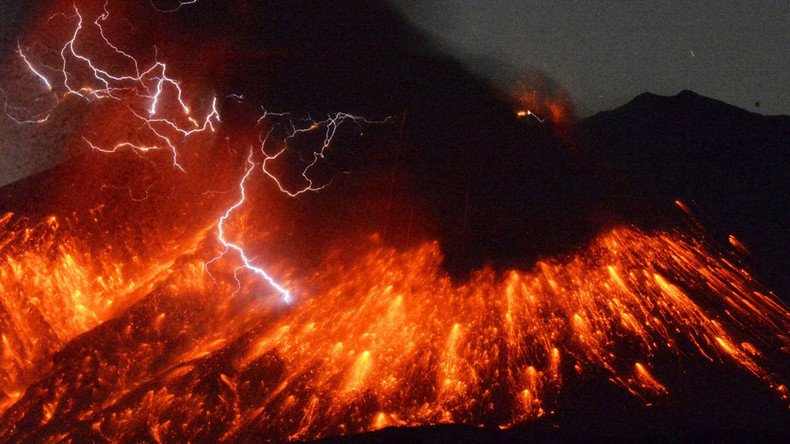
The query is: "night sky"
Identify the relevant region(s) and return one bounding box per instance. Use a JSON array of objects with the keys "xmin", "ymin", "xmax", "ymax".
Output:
[
  {"xmin": 391, "ymin": 0, "xmax": 790, "ymax": 117},
  {"xmin": 1, "ymin": 1, "xmax": 788, "ymax": 184}
]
